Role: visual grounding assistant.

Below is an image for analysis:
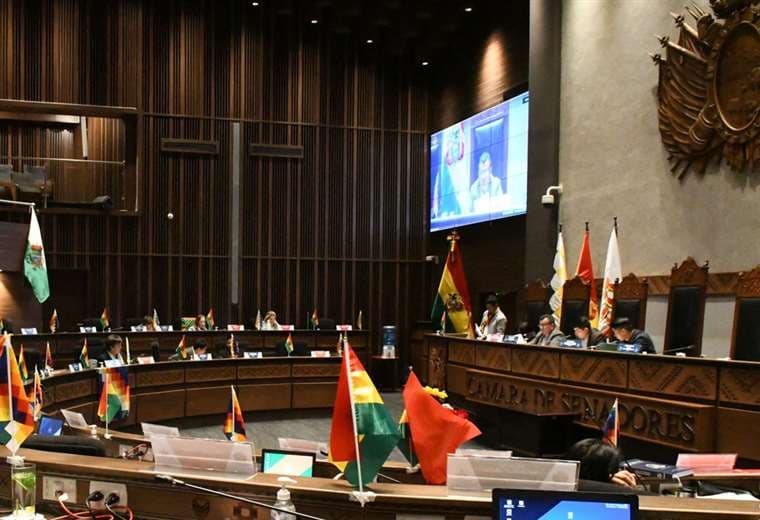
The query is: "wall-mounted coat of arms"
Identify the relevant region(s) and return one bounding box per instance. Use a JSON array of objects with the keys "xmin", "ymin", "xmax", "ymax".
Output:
[{"xmin": 653, "ymin": 0, "xmax": 760, "ymax": 176}]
